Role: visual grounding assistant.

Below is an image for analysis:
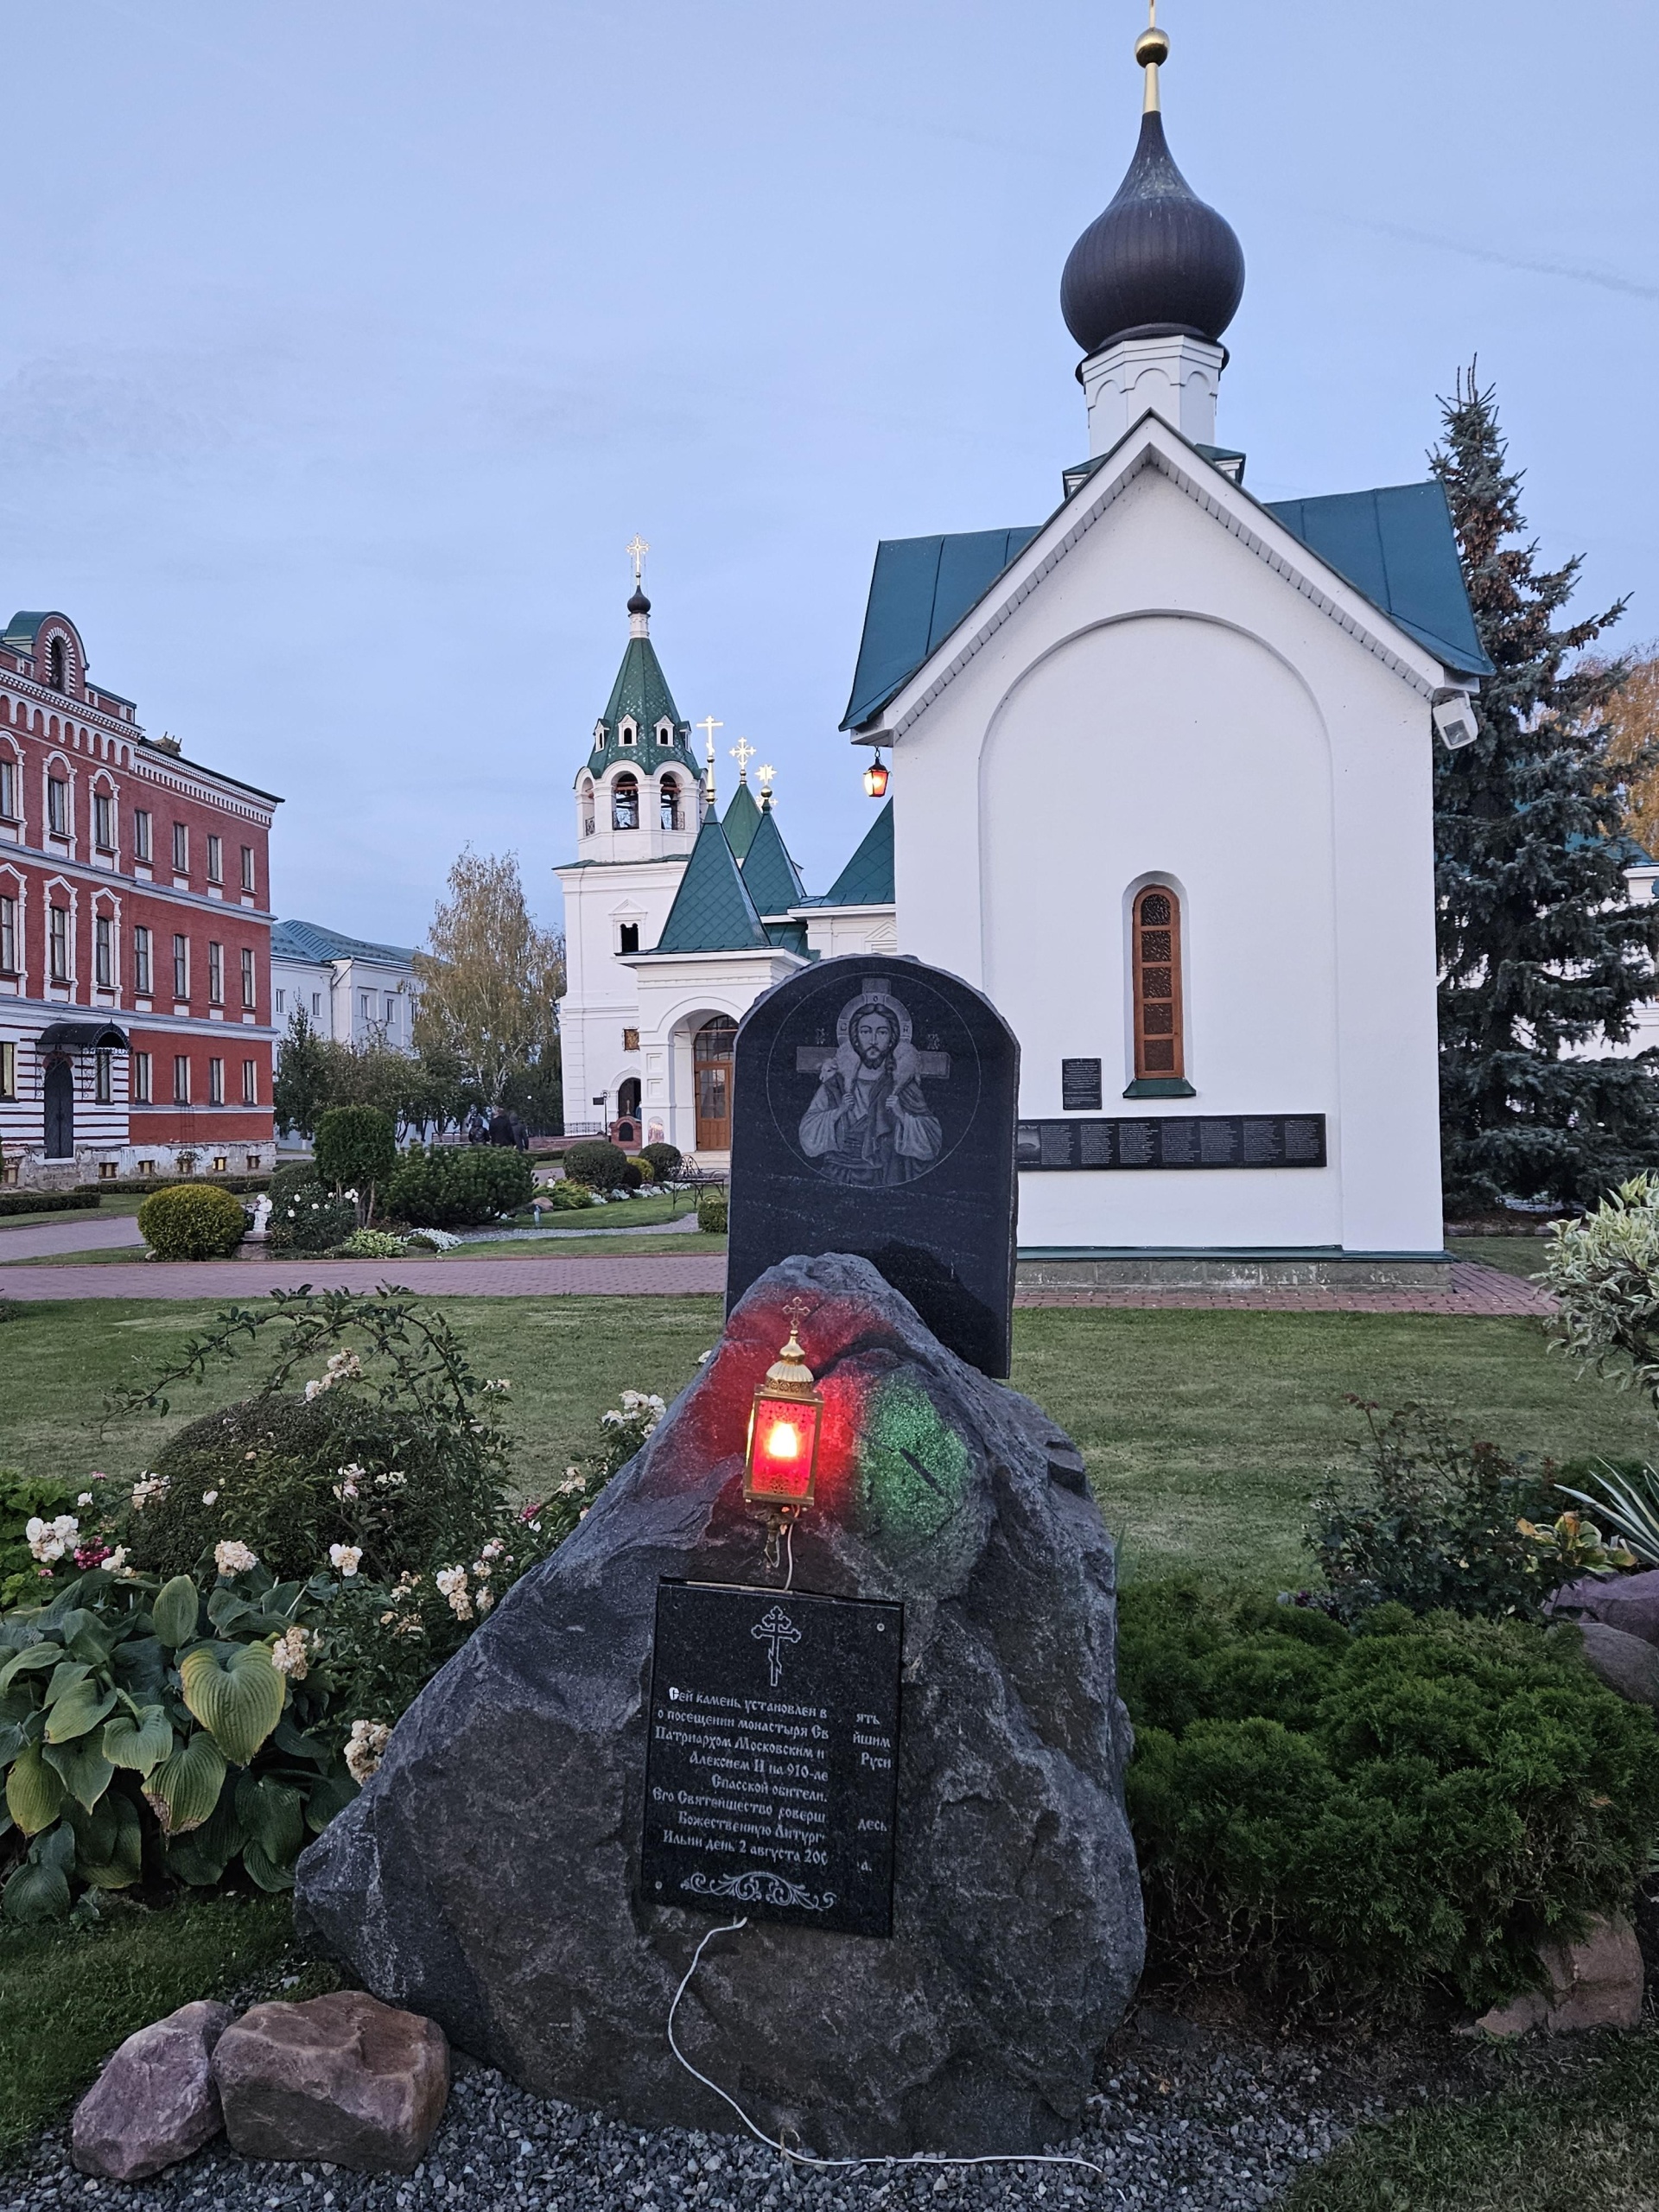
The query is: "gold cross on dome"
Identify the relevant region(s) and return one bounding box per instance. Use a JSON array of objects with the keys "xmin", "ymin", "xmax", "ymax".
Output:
[
  {"xmin": 695, "ymin": 715, "xmax": 722, "ymax": 754},
  {"xmin": 626, "ymin": 535, "xmax": 649, "ymax": 586},
  {"xmin": 757, "ymin": 761, "xmax": 775, "ymax": 794},
  {"xmin": 729, "ymin": 737, "xmax": 756, "ymax": 781}
]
